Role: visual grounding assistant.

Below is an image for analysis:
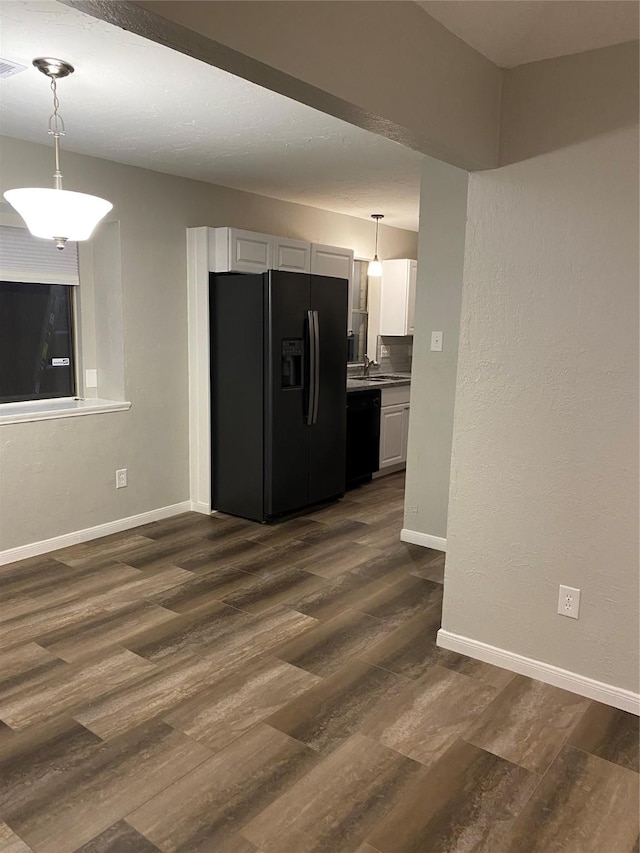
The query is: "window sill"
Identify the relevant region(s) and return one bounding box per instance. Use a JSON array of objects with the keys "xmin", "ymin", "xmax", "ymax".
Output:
[{"xmin": 0, "ymin": 397, "xmax": 131, "ymax": 425}]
